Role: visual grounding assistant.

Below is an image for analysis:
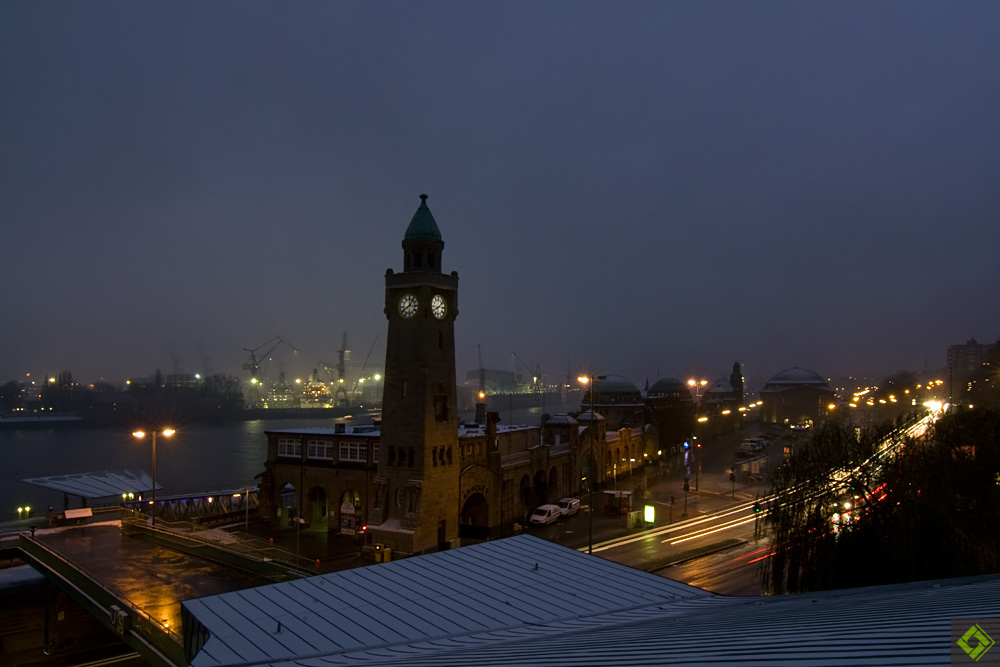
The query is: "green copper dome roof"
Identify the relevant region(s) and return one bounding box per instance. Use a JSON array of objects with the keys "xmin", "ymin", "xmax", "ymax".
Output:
[
  {"xmin": 403, "ymin": 194, "xmax": 443, "ymax": 243},
  {"xmin": 648, "ymin": 377, "xmax": 689, "ymax": 394},
  {"xmin": 594, "ymin": 375, "xmax": 641, "ymax": 394}
]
